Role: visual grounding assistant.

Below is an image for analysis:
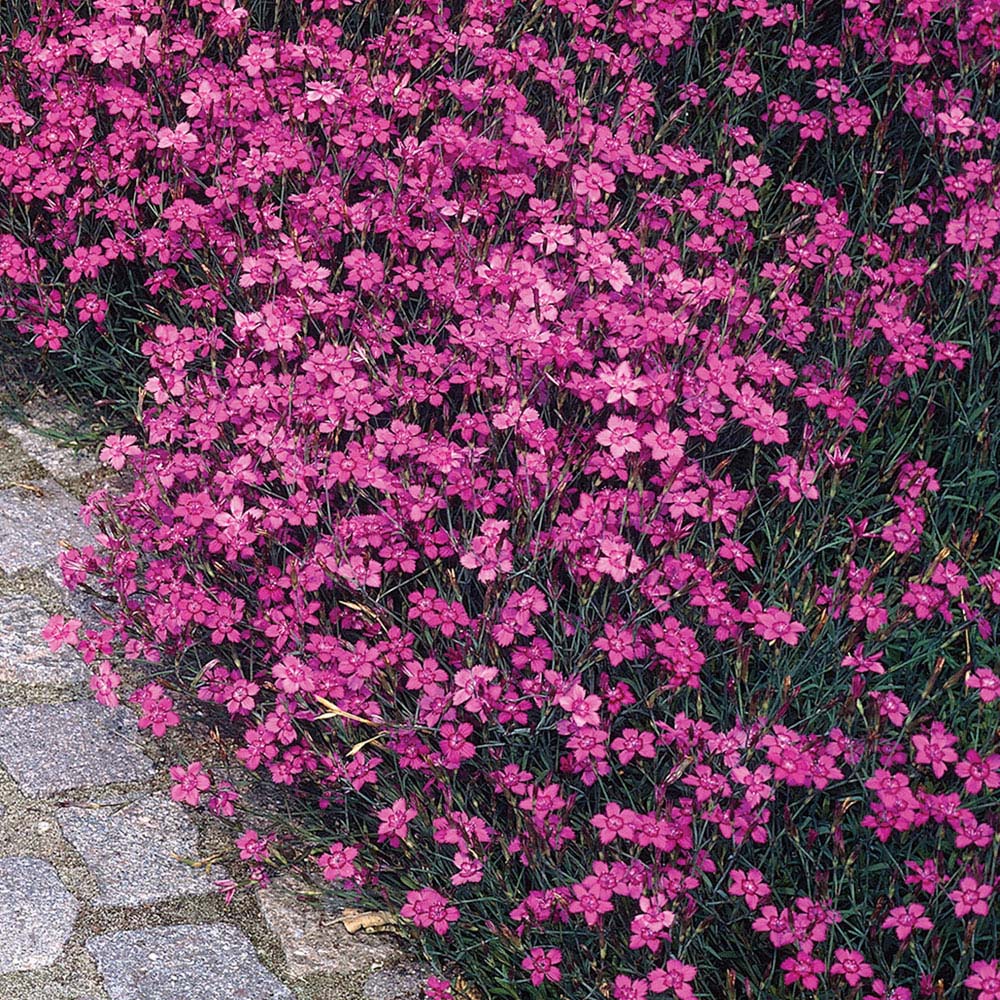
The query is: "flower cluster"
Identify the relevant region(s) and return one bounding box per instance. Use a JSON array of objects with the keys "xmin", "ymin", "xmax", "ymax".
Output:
[{"xmin": 3, "ymin": 0, "xmax": 1000, "ymax": 998}]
